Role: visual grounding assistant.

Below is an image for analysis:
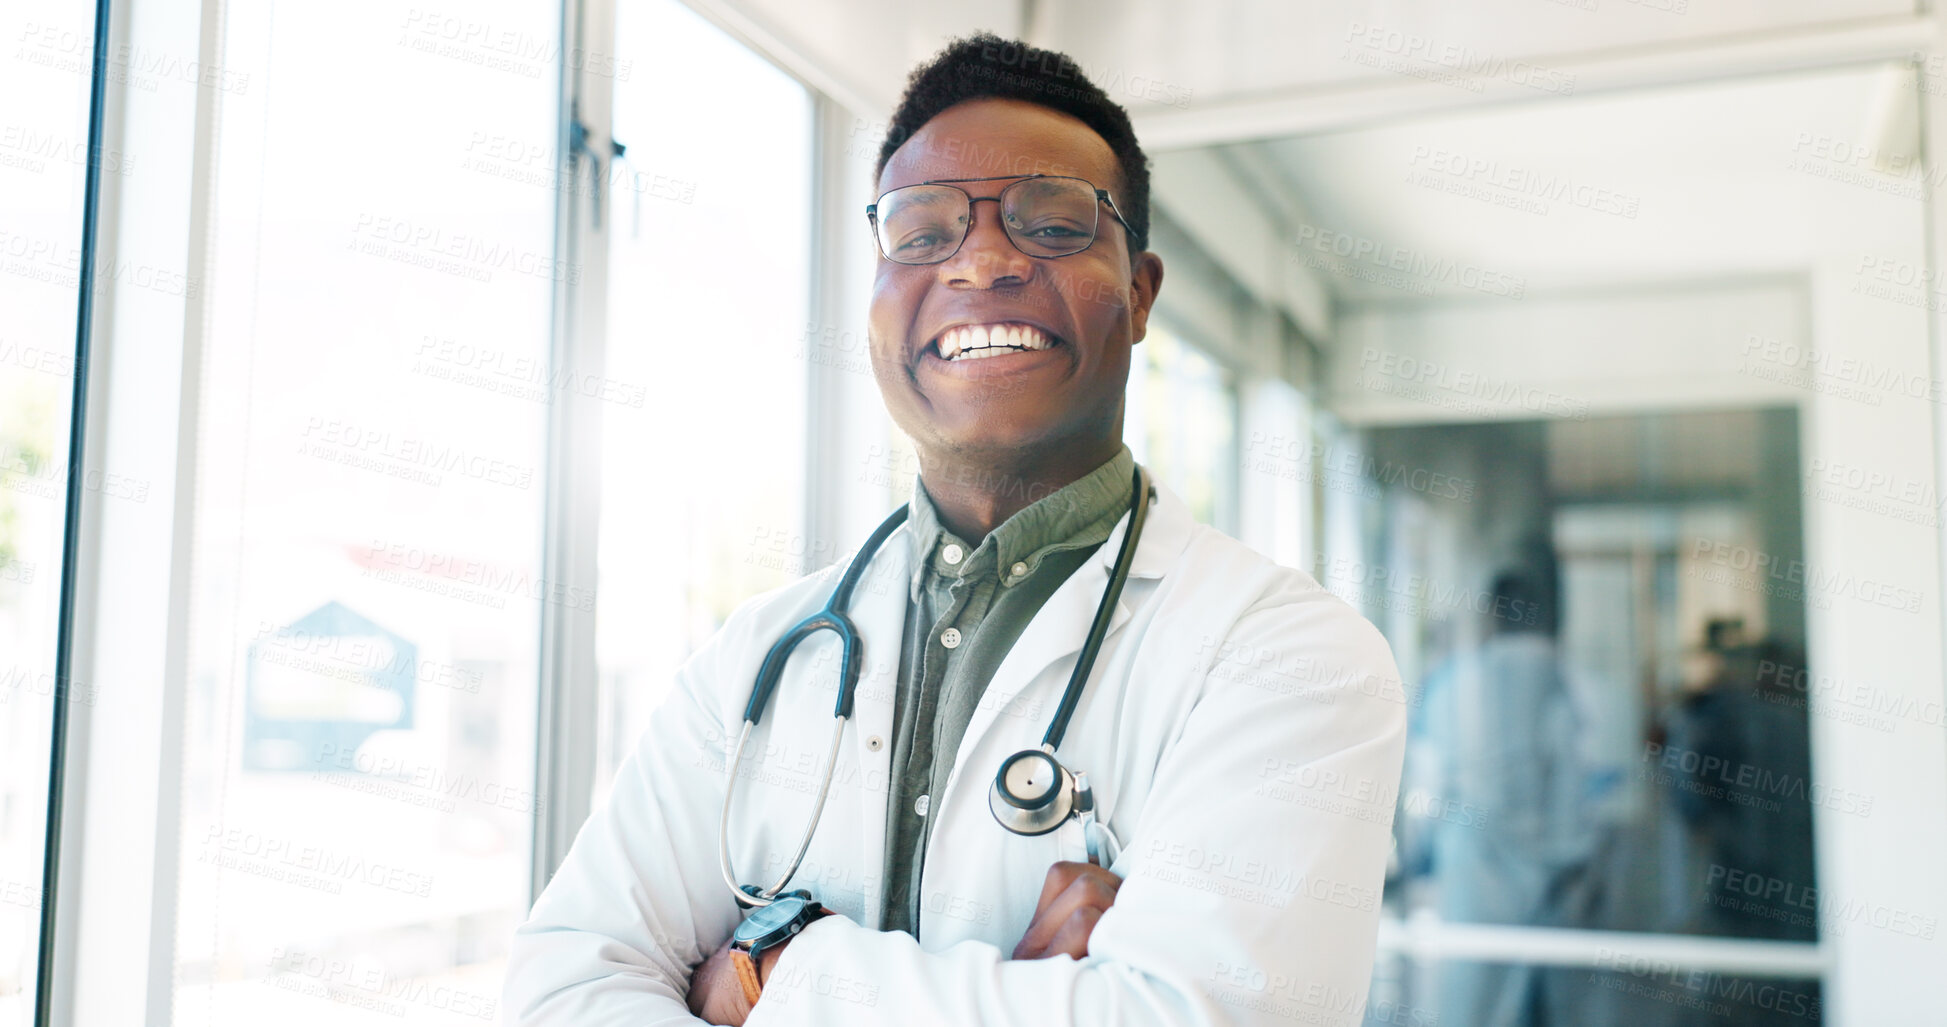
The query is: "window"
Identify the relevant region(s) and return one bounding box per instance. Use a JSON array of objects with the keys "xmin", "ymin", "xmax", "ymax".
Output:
[
  {"xmin": 1124, "ymin": 322, "xmax": 1238, "ymax": 532},
  {"xmin": 588, "ymin": 0, "xmax": 813, "ymax": 804},
  {"xmin": 0, "ymin": 1, "xmax": 100, "ymax": 1019},
  {"xmin": 1236, "ymin": 376, "xmax": 1310, "ymax": 568},
  {"xmin": 169, "ymin": 0, "xmax": 558, "ymax": 1019}
]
